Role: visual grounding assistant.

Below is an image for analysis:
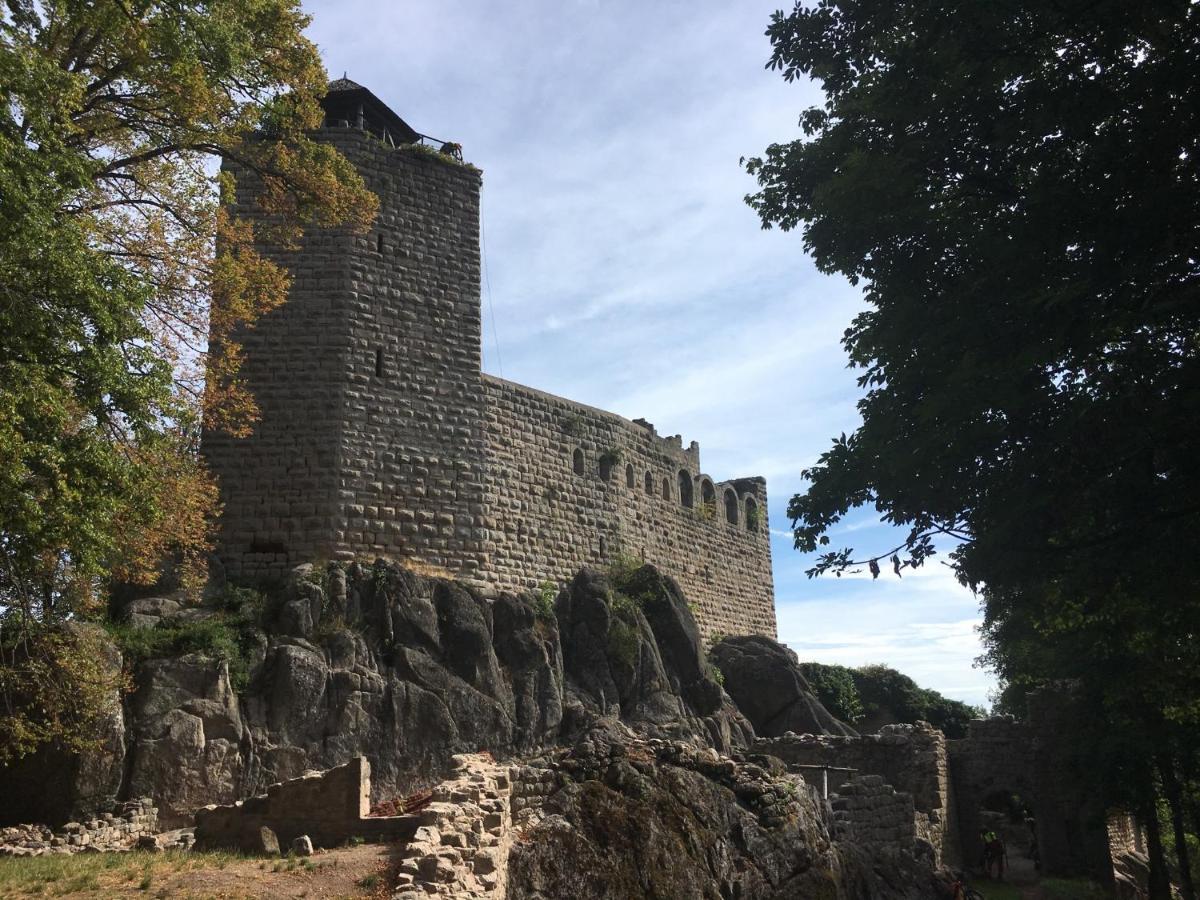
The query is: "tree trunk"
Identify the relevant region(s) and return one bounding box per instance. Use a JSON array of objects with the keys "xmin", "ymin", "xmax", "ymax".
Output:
[
  {"xmin": 1161, "ymin": 755, "xmax": 1197, "ymax": 900},
  {"xmin": 1146, "ymin": 798, "xmax": 1173, "ymax": 900}
]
